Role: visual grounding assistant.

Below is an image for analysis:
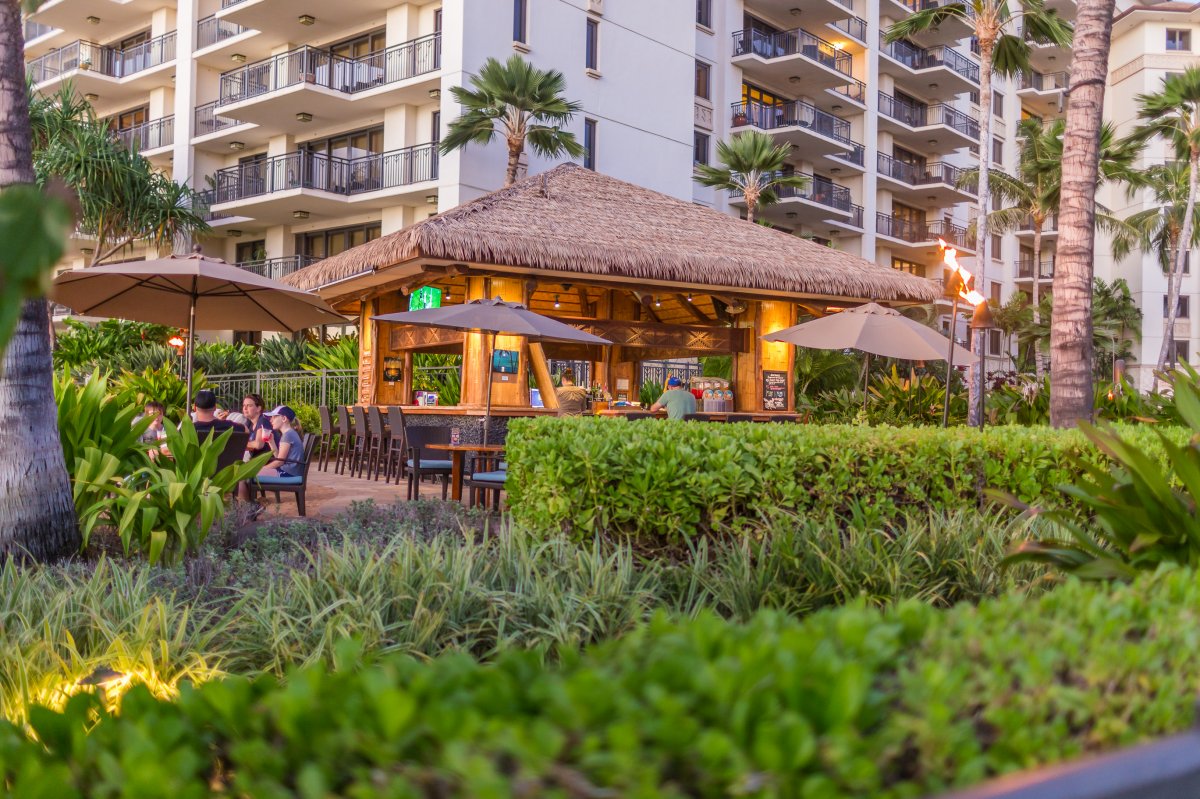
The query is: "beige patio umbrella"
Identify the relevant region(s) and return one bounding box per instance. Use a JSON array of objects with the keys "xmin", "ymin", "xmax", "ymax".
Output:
[
  {"xmin": 763, "ymin": 302, "xmax": 977, "ymax": 409},
  {"xmin": 52, "ymin": 247, "xmax": 346, "ymax": 398}
]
